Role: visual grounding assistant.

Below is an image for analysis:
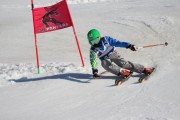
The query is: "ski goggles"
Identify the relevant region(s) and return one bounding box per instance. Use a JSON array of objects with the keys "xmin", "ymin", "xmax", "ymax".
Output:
[{"xmin": 90, "ymin": 37, "xmax": 100, "ymax": 46}]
